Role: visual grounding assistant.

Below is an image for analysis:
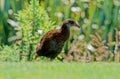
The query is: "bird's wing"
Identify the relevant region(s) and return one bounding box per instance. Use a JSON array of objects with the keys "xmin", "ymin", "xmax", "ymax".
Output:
[{"xmin": 36, "ymin": 29, "xmax": 60, "ymax": 53}]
